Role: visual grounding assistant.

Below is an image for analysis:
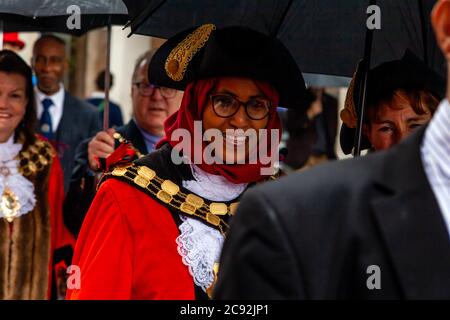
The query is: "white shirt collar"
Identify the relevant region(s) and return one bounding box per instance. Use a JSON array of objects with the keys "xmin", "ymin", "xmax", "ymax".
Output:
[
  {"xmin": 421, "ymin": 98, "xmax": 450, "ymax": 240},
  {"xmin": 183, "ymin": 164, "xmax": 247, "ymax": 201},
  {"xmin": 422, "ymin": 98, "xmax": 450, "ymax": 178},
  {"xmin": 89, "ymin": 91, "xmax": 106, "ymax": 99},
  {"xmin": 35, "ymin": 83, "xmax": 64, "ymax": 106},
  {"xmin": 0, "ymin": 135, "xmax": 20, "ymax": 161}
]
